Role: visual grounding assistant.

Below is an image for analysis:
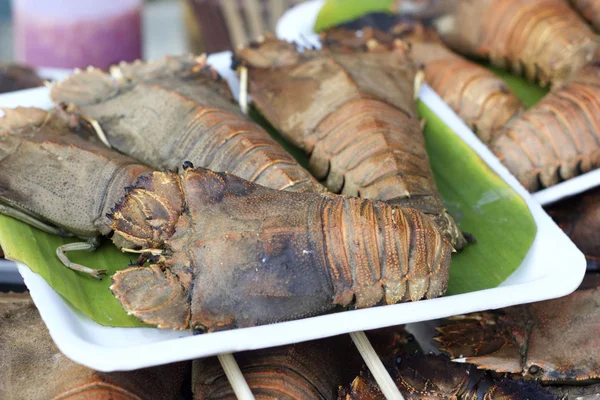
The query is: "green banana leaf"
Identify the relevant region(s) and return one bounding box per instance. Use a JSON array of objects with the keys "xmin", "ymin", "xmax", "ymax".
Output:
[
  {"xmin": 418, "ymin": 103, "xmax": 536, "ymax": 294},
  {"xmin": 314, "ymin": 0, "xmax": 393, "ymax": 32},
  {"xmin": 0, "ymin": 104, "xmax": 536, "ymax": 327},
  {"xmin": 487, "ymin": 65, "xmax": 549, "ymax": 108}
]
